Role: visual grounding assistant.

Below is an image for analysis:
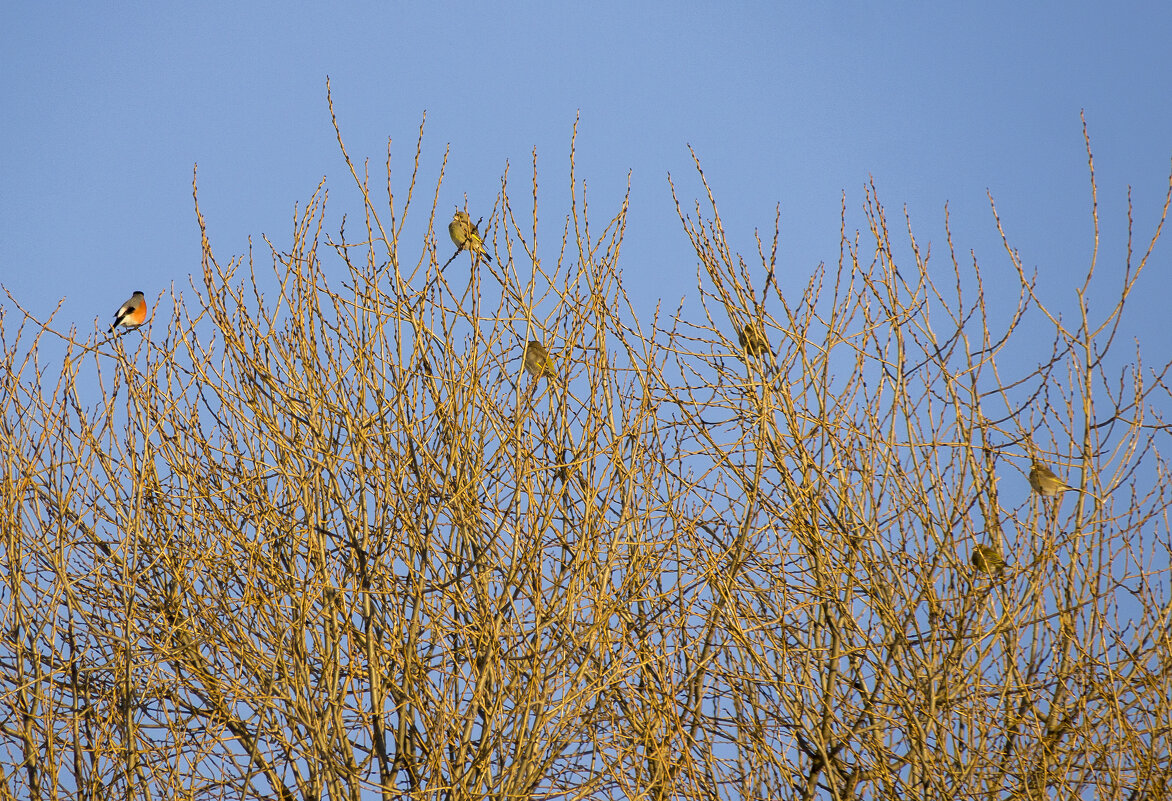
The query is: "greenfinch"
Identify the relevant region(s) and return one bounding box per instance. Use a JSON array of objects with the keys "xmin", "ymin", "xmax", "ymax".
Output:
[
  {"xmin": 971, "ymin": 543, "xmax": 1007, "ymax": 575},
  {"xmin": 738, "ymin": 322, "xmax": 769, "ymax": 358},
  {"xmin": 523, "ymin": 340, "xmax": 558, "ymax": 384},
  {"xmin": 448, "ymin": 209, "xmax": 492, "ymax": 263},
  {"xmin": 1029, "ymin": 460, "xmax": 1075, "ymax": 498},
  {"xmin": 447, "ymin": 211, "xmax": 468, "ymax": 248}
]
